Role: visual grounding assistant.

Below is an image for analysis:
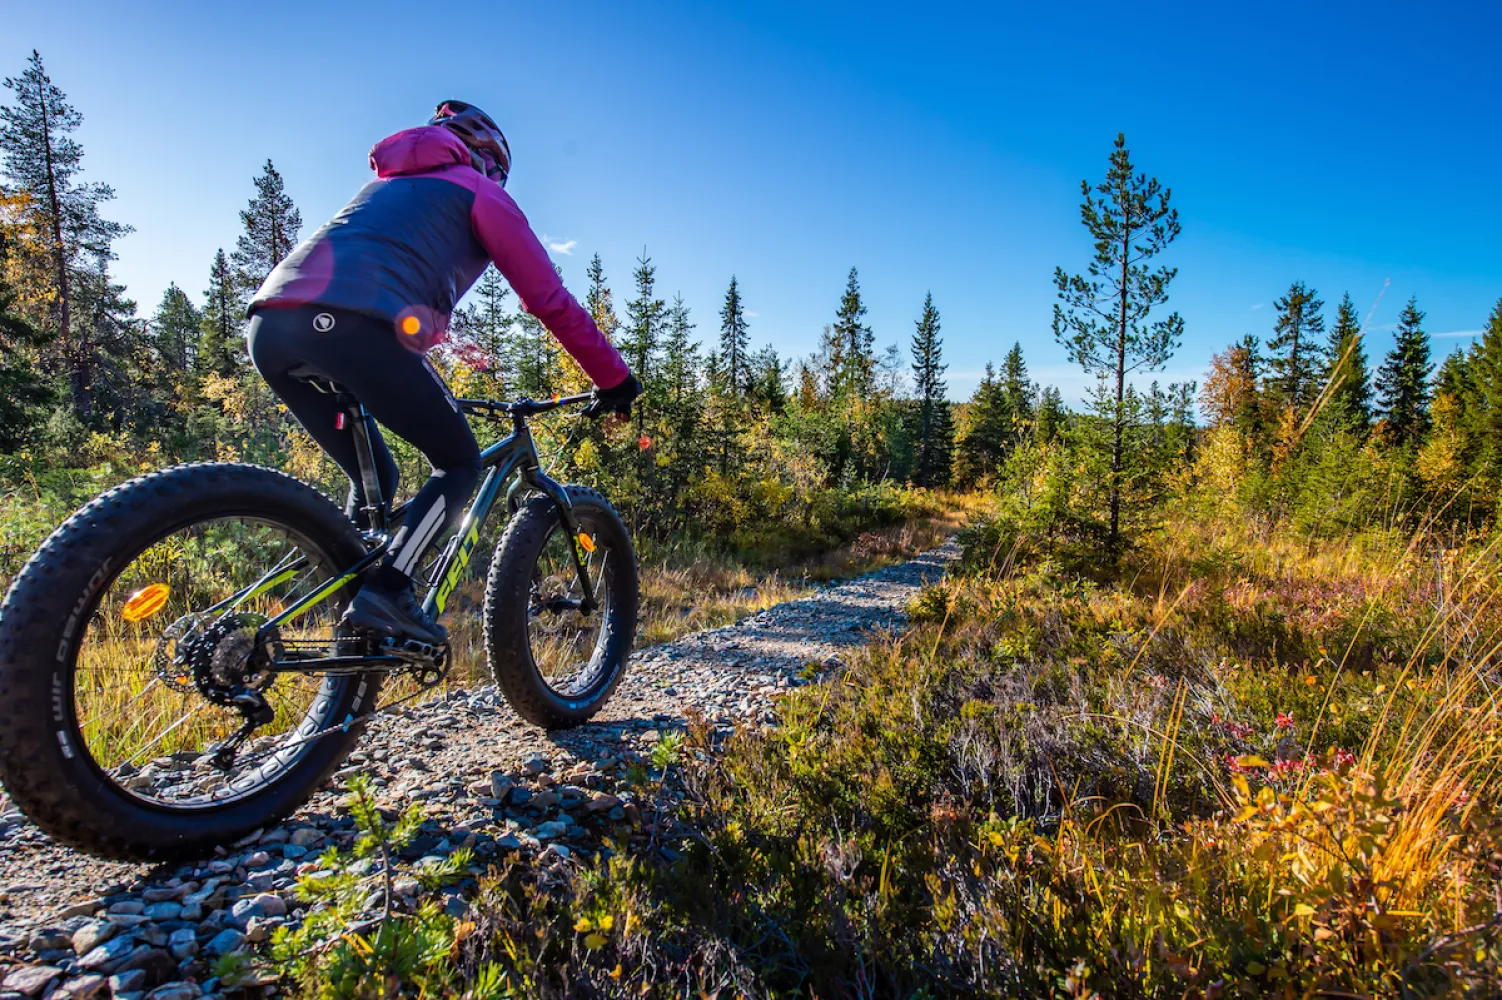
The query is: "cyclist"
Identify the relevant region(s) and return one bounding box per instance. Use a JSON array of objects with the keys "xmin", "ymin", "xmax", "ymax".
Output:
[{"xmin": 247, "ymin": 100, "xmax": 640, "ymax": 646}]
